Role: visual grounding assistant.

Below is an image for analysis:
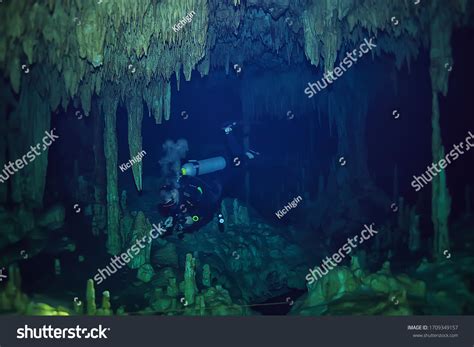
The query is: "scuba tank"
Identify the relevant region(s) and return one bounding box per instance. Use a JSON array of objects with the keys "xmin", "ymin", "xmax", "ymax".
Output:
[{"xmin": 180, "ymin": 156, "xmax": 227, "ymax": 177}]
